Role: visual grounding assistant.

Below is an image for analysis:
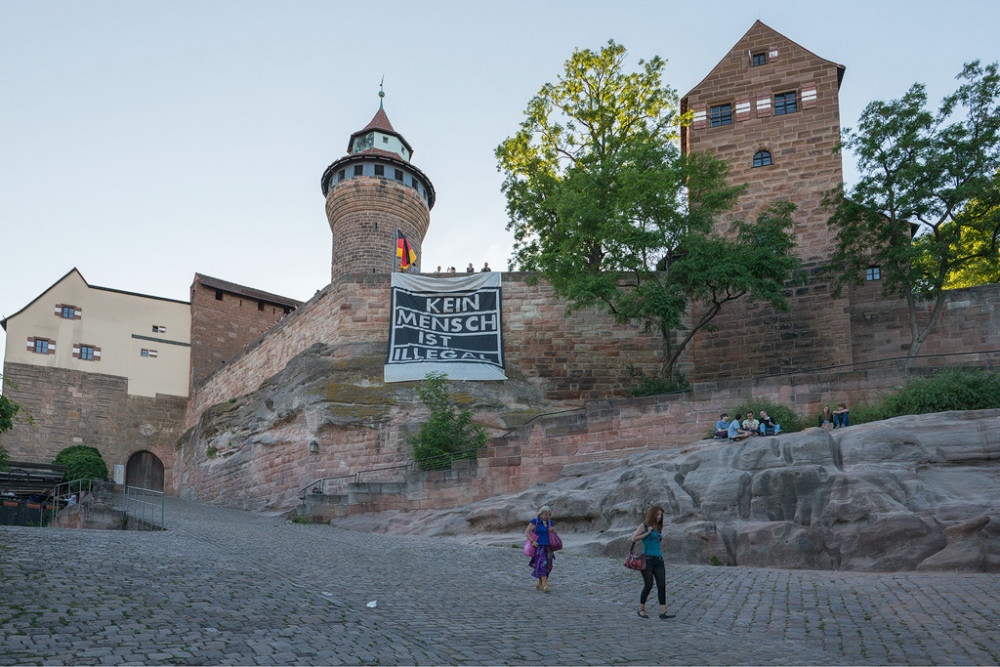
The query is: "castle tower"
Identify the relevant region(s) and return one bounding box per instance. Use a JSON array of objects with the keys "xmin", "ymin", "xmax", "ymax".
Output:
[
  {"xmin": 679, "ymin": 21, "xmax": 852, "ymax": 379},
  {"xmin": 320, "ymin": 93, "xmax": 435, "ymax": 280}
]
